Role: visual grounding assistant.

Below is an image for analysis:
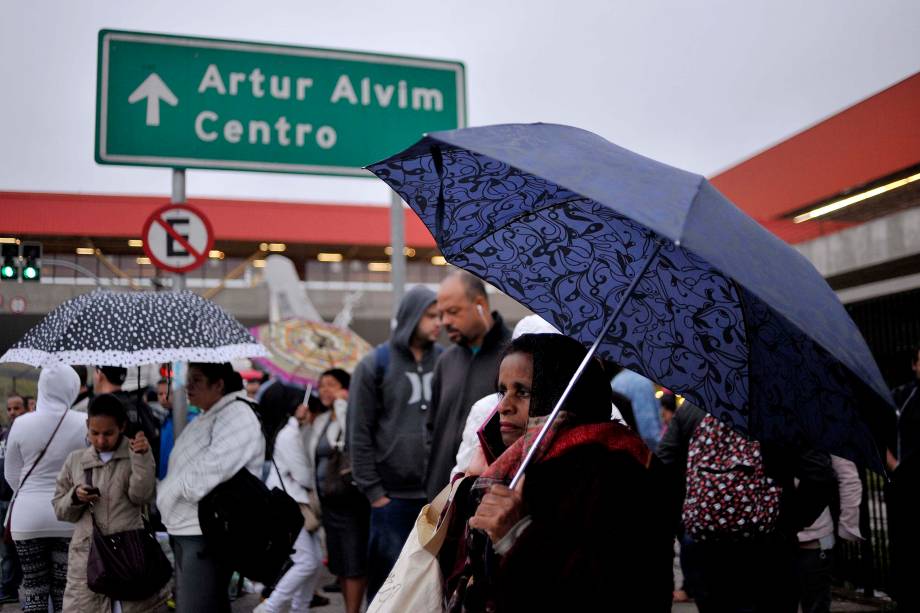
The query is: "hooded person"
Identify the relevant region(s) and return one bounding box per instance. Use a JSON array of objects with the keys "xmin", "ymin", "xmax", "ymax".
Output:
[
  {"xmin": 4, "ymin": 365, "xmax": 88, "ymax": 613},
  {"xmin": 348, "ymin": 284, "xmax": 443, "ymax": 601}
]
